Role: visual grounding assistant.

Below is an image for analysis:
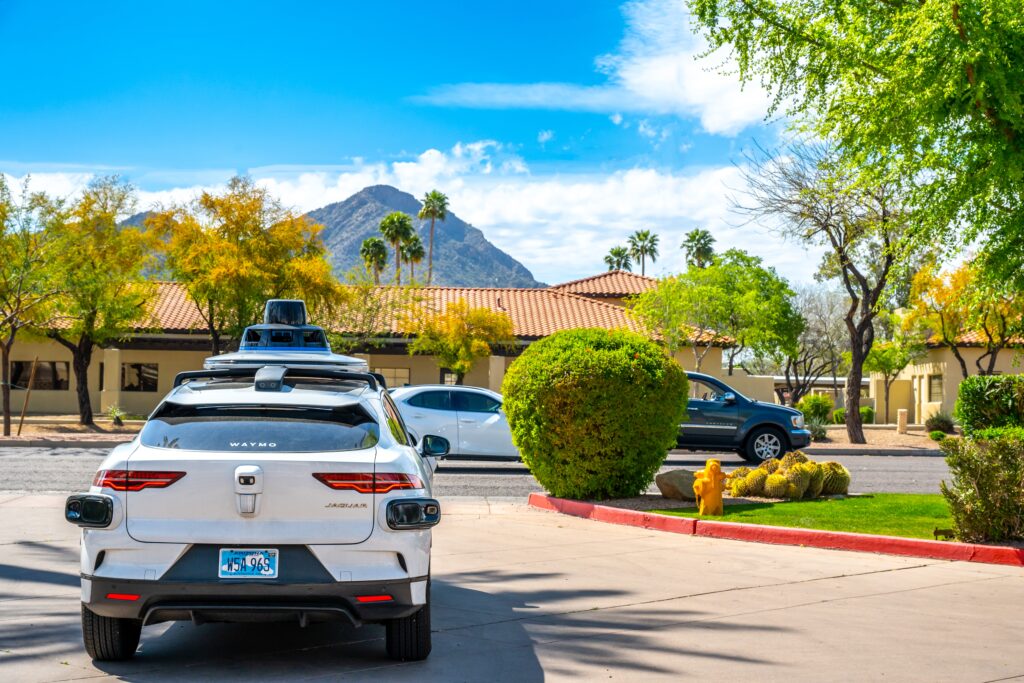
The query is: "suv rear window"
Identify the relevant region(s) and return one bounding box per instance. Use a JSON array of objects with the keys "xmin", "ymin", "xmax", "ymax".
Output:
[{"xmin": 140, "ymin": 404, "xmax": 379, "ymax": 452}]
